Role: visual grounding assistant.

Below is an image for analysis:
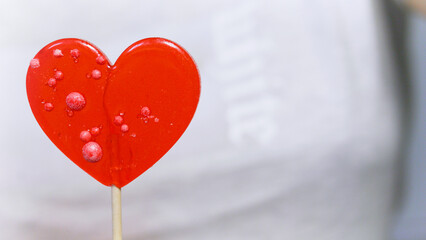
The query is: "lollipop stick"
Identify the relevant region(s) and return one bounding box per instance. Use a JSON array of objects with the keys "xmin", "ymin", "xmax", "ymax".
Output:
[{"xmin": 112, "ymin": 185, "xmax": 123, "ymax": 240}]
